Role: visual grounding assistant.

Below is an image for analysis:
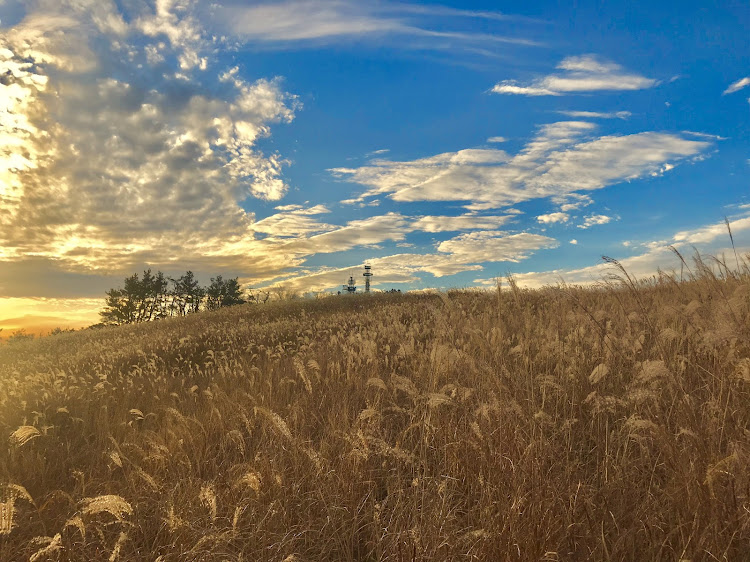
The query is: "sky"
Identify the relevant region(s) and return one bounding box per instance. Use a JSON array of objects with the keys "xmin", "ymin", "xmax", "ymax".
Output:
[{"xmin": 0, "ymin": 0, "xmax": 748, "ymax": 333}]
